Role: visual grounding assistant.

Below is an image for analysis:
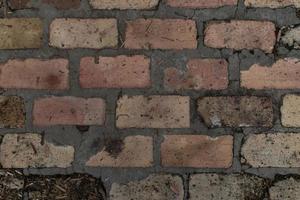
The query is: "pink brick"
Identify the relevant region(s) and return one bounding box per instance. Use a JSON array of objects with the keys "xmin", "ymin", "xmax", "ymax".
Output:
[
  {"xmin": 80, "ymin": 55, "xmax": 150, "ymax": 88},
  {"xmin": 0, "ymin": 59, "xmax": 69, "ymax": 90},
  {"xmin": 33, "ymin": 96, "xmax": 105, "ymax": 126},
  {"xmin": 167, "ymin": 0, "xmax": 238, "ymax": 8}
]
